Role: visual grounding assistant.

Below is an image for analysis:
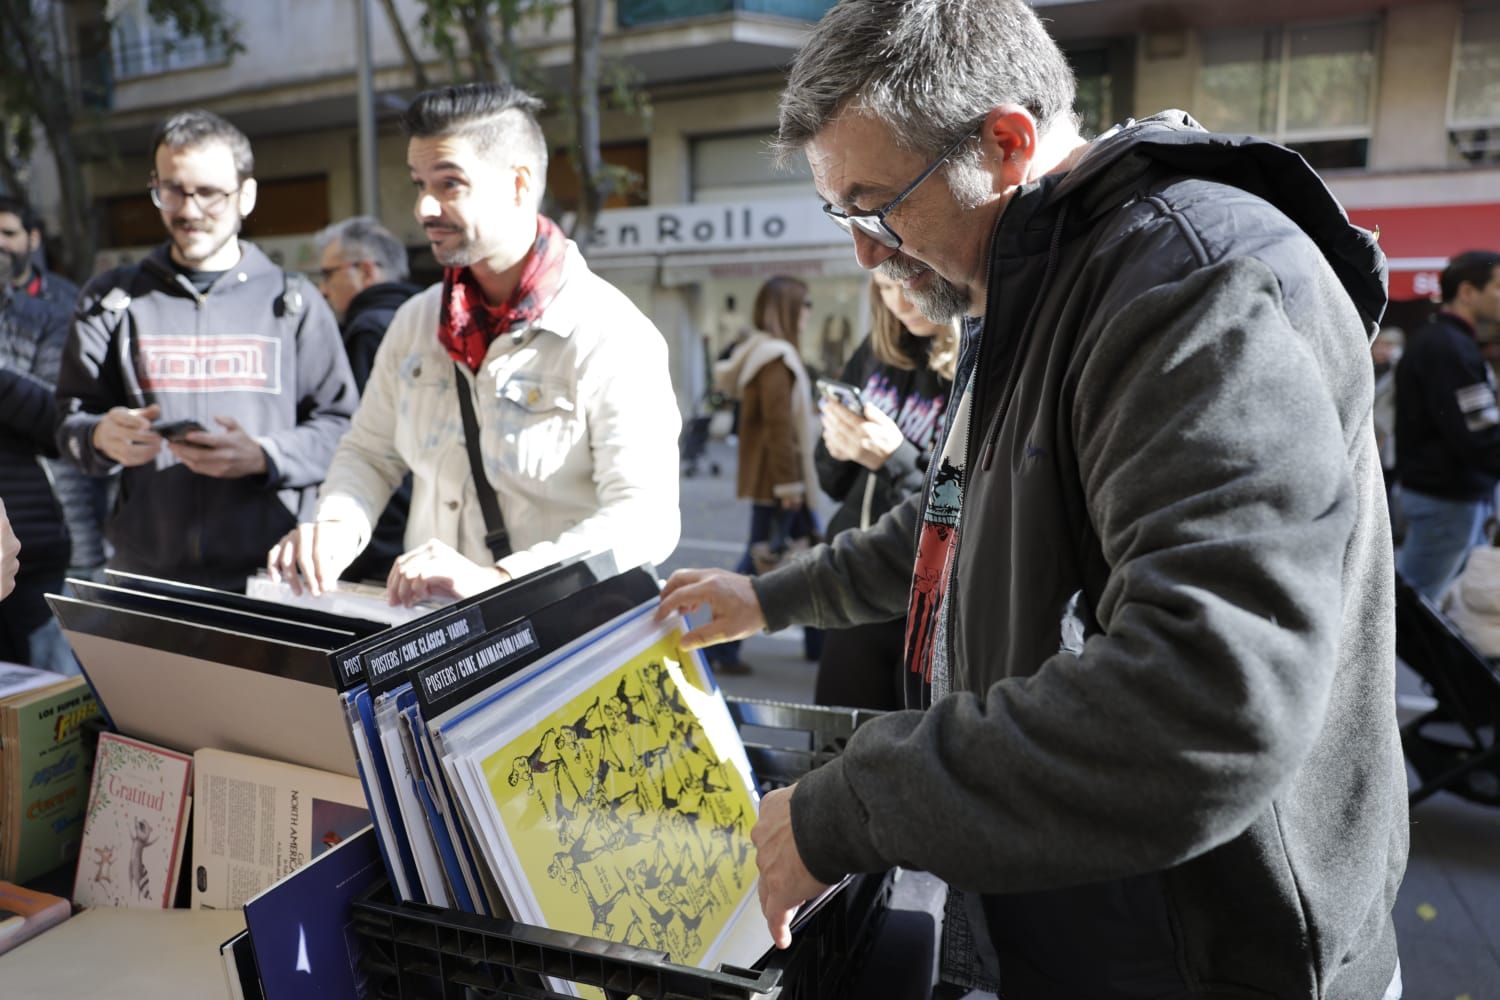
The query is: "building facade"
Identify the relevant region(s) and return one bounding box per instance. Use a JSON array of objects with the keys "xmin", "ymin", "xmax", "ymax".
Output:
[{"xmin": 34, "ymin": 0, "xmax": 1500, "ymax": 410}]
